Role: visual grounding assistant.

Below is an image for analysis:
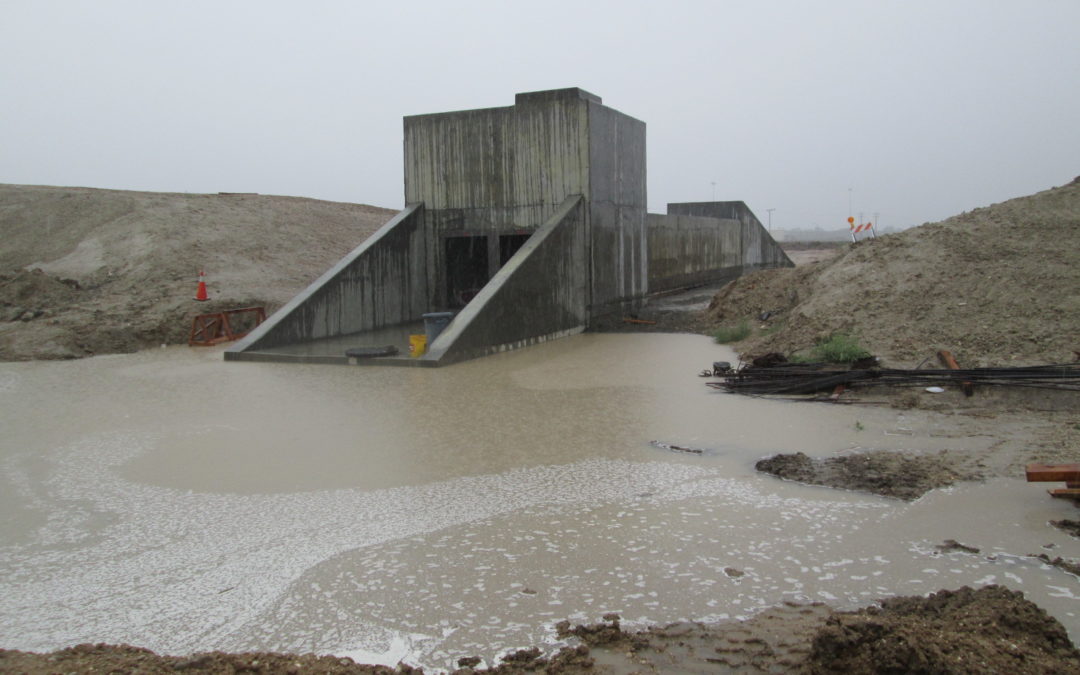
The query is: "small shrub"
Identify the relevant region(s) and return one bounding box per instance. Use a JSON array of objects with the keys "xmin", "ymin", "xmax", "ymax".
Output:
[
  {"xmin": 713, "ymin": 320, "xmax": 751, "ymax": 343},
  {"xmin": 811, "ymin": 333, "xmax": 871, "ymax": 363}
]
